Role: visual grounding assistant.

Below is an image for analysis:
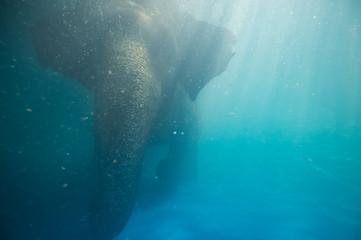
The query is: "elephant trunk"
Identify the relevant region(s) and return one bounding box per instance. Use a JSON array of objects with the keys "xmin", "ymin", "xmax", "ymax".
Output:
[{"xmin": 90, "ymin": 35, "xmax": 161, "ymax": 239}]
